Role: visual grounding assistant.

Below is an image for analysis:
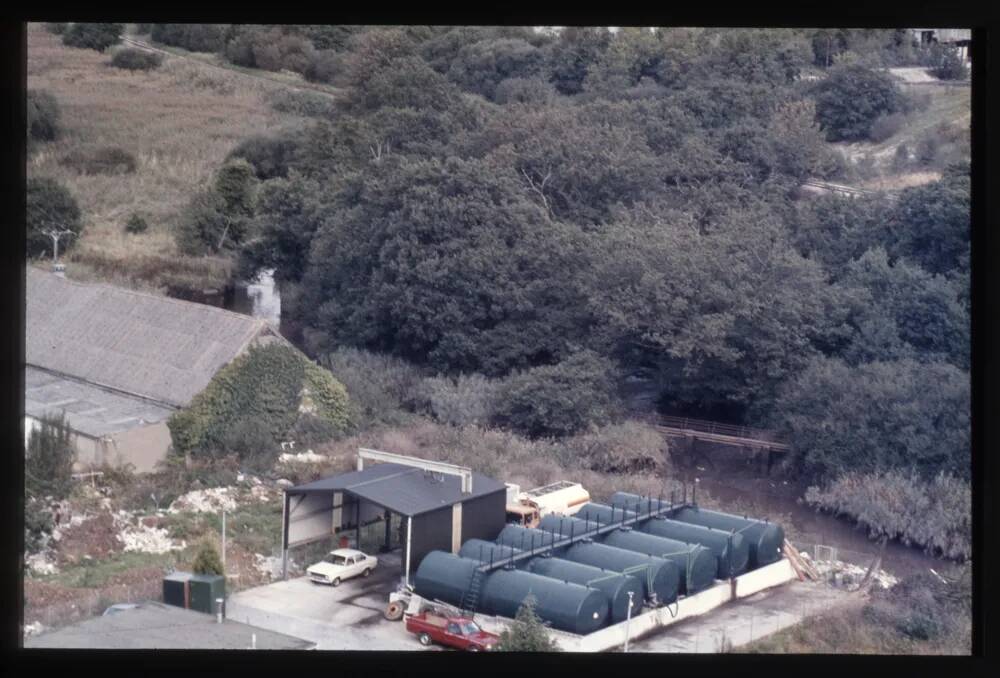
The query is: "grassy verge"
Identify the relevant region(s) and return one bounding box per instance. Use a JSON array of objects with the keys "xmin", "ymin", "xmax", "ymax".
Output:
[
  {"xmin": 738, "ymin": 603, "xmax": 969, "ymax": 655},
  {"xmin": 740, "ymin": 564, "xmax": 972, "ymax": 655},
  {"xmin": 41, "ymin": 550, "xmax": 179, "ymax": 589}
]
